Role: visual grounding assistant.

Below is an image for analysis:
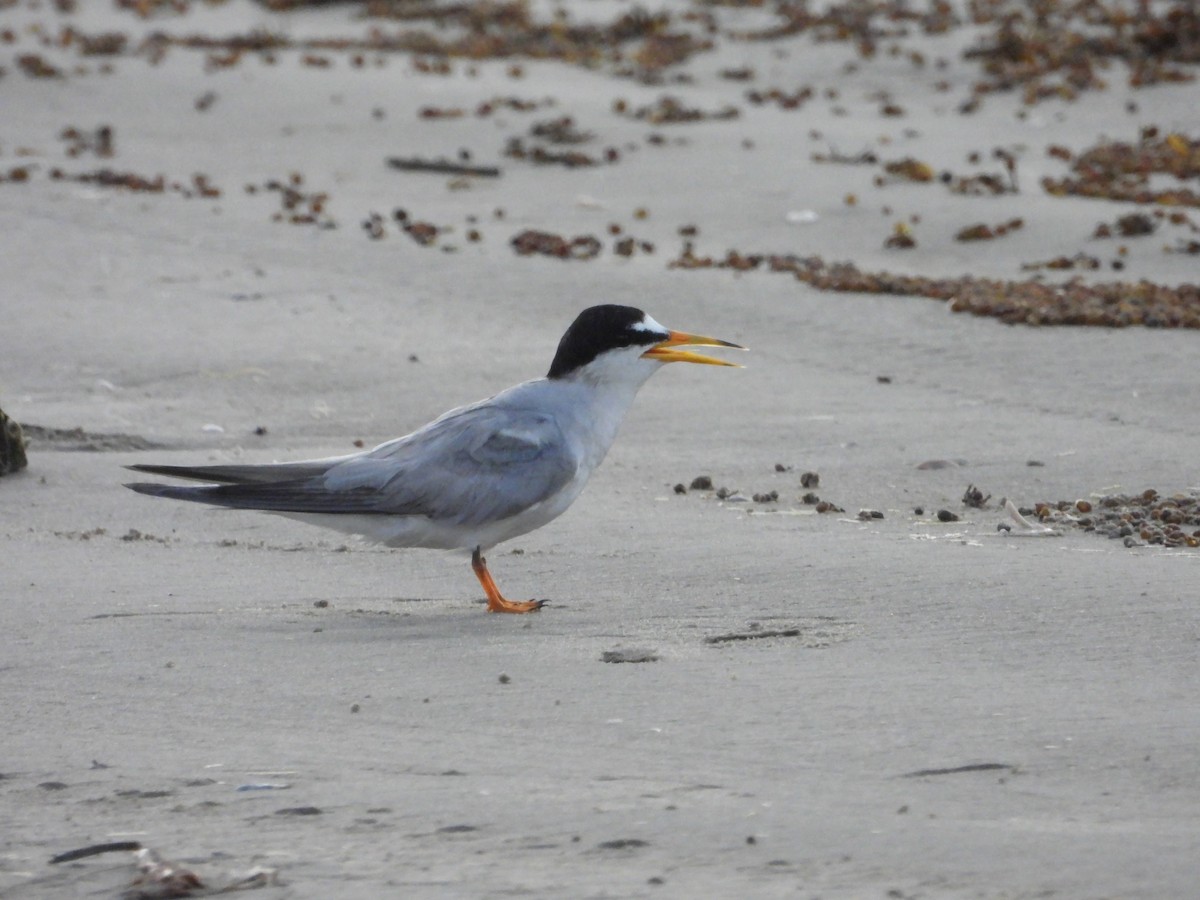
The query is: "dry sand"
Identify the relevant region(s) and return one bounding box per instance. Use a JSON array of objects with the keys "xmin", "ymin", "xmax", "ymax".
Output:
[{"xmin": 2, "ymin": 2, "xmax": 1198, "ymax": 897}]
